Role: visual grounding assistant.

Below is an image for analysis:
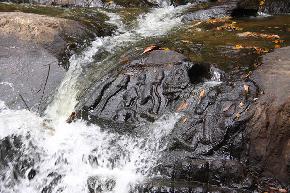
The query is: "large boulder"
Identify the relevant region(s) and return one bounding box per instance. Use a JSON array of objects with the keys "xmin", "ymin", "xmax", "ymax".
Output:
[
  {"xmin": 261, "ymin": 0, "xmax": 290, "ymax": 14},
  {"xmin": 246, "ymin": 47, "xmax": 290, "ymax": 189},
  {"xmin": 232, "ymin": 0, "xmax": 290, "ymax": 16},
  {"xmin": 76, "ymin": 49, "xmax": 211, "ymax": 124},
  {"xmin": 182, "ymin": 0, "xmax": 241, "ymax": 21},
  {"xmin": 76, "ymin": 49, "xmax": 259, "ymax": 191},
  {"xmin": 0, "ymin": 12, "xmax": 89, "ymax": 112}
]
